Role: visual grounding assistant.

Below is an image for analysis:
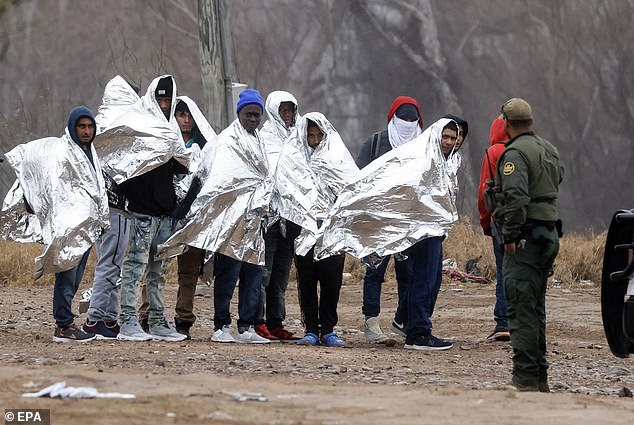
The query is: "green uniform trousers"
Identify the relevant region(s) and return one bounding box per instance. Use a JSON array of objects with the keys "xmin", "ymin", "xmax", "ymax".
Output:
[{"xmin": 503, "ymin": 224, "xmax": 559, "ymax": 387}]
